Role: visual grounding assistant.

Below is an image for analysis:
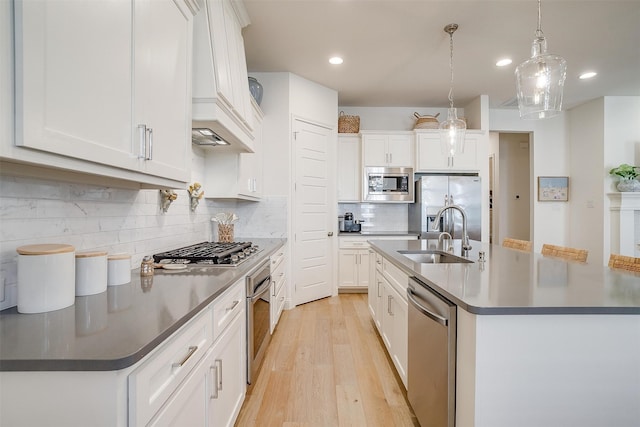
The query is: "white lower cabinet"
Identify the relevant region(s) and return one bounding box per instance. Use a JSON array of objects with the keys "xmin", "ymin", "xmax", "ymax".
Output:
[
  {"xmin": 130, "ymin": 278, "xmax": 246, "ymax": 427},
  {"xmin": 338, "ymin": 248, "xmax": 370, "ymax": 289},
  {"xmin": 270, "ymin": 246, "xmax": 287, "ymax": 332},
  {"xmin": 371, "ymin": 253, "xmax": 409, "ymax": 389},
  {"xmin": 208, "ymin": 310, "xmax": 245, "ymax": 427},
  {"xmin": 368, "ymin": 252, "xmax": 384, "ymax": 331}
]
